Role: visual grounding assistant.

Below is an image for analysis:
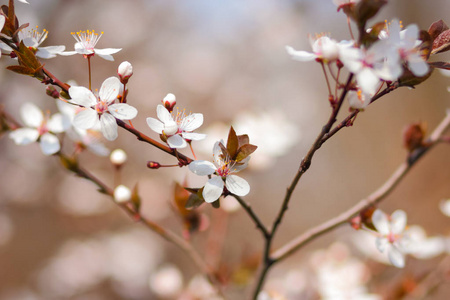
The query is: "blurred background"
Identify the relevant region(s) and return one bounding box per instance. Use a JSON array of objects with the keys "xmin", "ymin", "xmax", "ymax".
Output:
[{"xmin": 0, "ymin": 0, "xmax": 449, "ymax": 299}]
